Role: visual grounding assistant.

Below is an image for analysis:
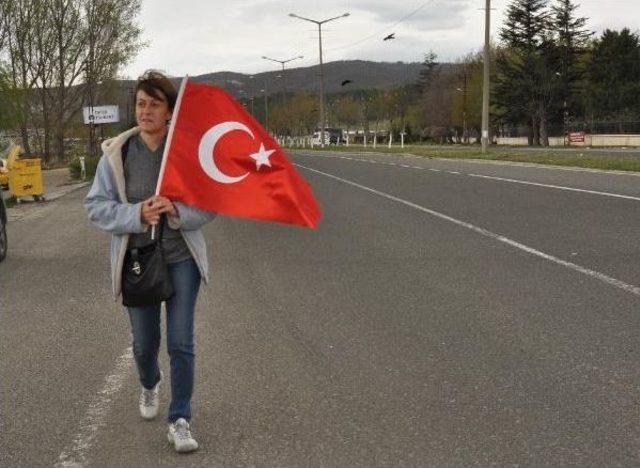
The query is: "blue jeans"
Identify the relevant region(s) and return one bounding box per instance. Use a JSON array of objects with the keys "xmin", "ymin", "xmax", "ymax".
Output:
[{"xmin": 127, "ymin": 257, "xmax": 201, "ymax": 422}]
